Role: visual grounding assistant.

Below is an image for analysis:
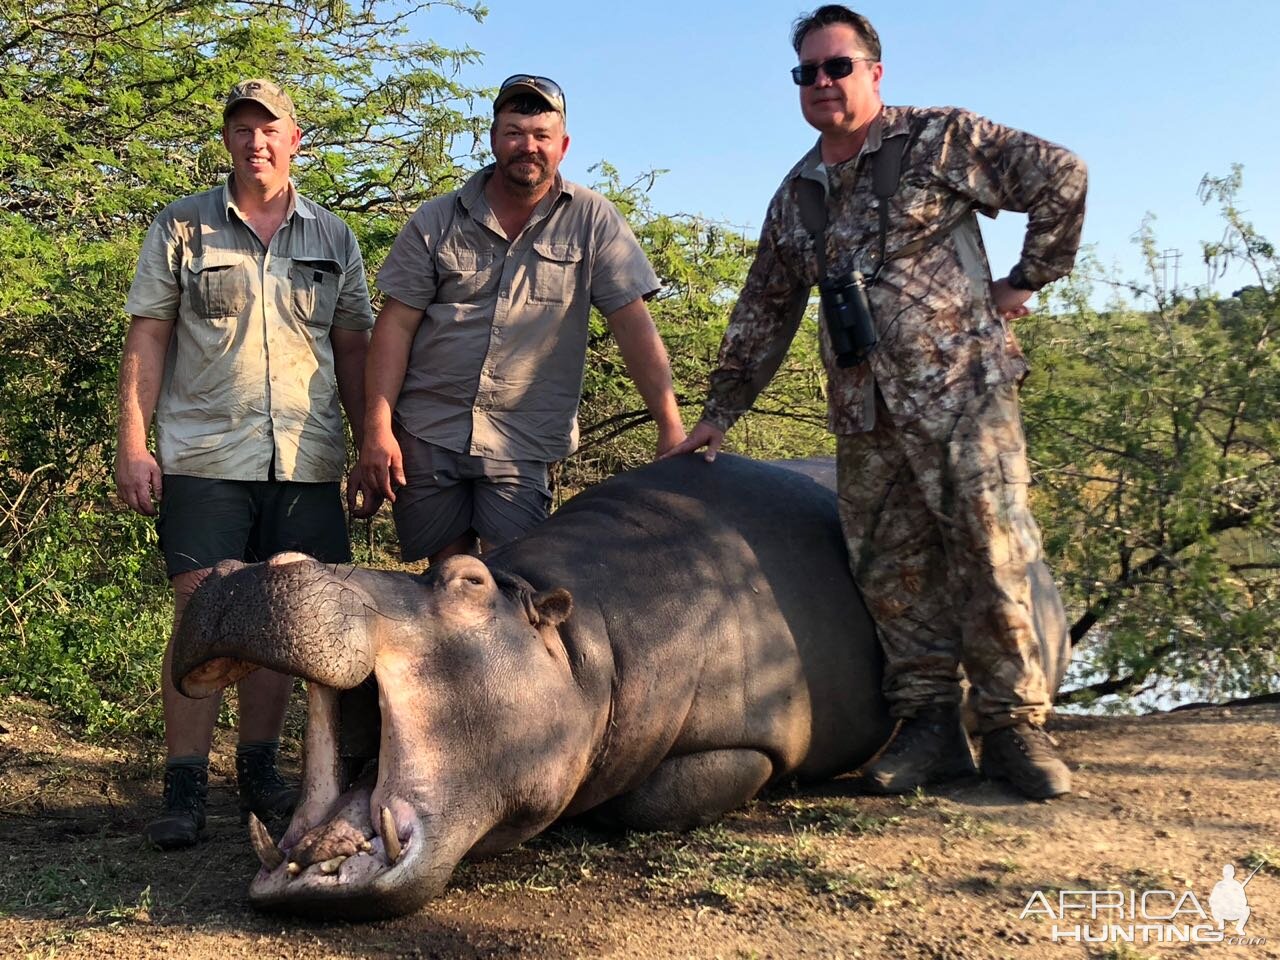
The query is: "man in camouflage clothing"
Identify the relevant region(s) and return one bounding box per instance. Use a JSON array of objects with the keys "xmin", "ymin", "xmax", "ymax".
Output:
[{"xmin": 668, "ymin": 5, "xmax": 1087, "ymax": 799}]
